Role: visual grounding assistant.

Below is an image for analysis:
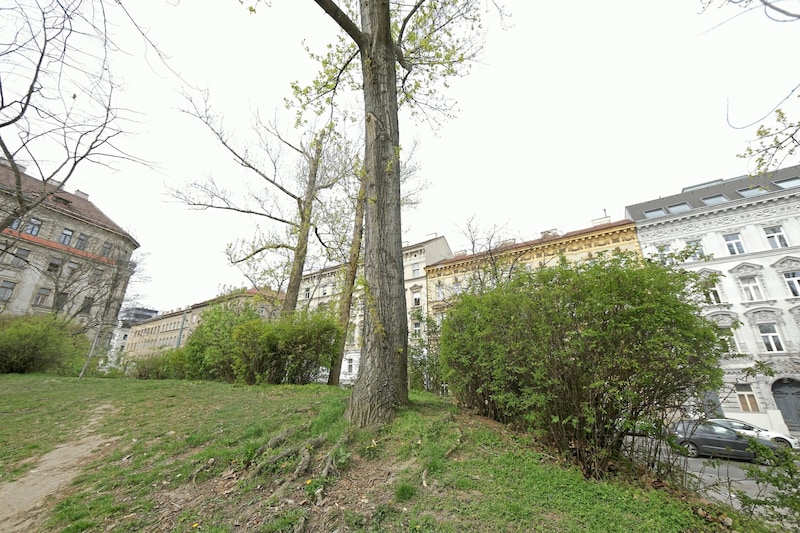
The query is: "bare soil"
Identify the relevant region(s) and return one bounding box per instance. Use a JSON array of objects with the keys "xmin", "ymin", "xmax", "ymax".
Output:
[{"xmin": 0, "ymin": 405, "xmax": 118, "ymax": 532}]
